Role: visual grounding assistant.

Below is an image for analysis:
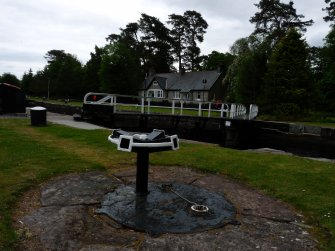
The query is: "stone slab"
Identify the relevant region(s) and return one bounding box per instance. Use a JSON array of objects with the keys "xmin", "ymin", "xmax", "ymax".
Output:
[
  {"xmin": 15, "ymin": 168, "xmax": 318, "ymax": 251},
  {"xmin": 40, "ymin": 171, "xmax": 120, "ymax": 206},
  {"xmin": 47, "ymin": 112, "xmax": 106, "ymax": 130}
]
